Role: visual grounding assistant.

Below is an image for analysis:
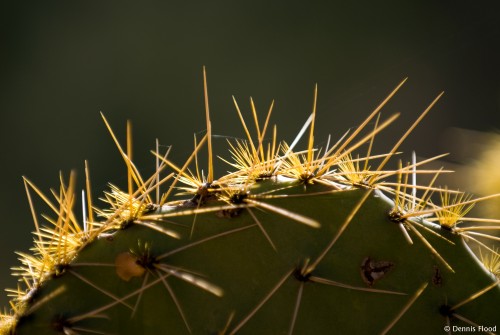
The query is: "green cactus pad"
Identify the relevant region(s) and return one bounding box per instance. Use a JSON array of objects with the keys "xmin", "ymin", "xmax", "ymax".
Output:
[{"xmin": 2, "ymin": 76, "xmax": 499, "ymax": 334}]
